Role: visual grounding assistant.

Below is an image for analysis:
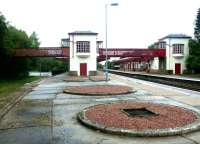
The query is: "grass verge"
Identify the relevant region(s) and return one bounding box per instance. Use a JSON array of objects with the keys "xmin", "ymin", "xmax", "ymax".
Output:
[{"xmin": 0, "ymin": 76, "xmax": 40, "ymax": 98}]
